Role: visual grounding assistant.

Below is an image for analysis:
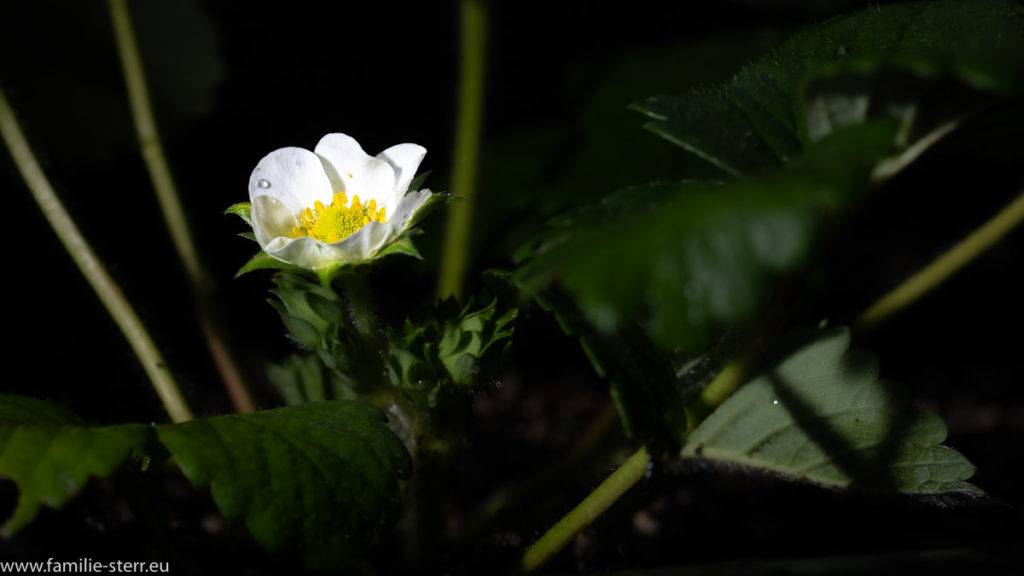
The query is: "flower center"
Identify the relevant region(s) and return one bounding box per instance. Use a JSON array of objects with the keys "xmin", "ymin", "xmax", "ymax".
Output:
[{"xmin": 291, "ymin": 192, "xmax": 386, "ymax": 242}]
